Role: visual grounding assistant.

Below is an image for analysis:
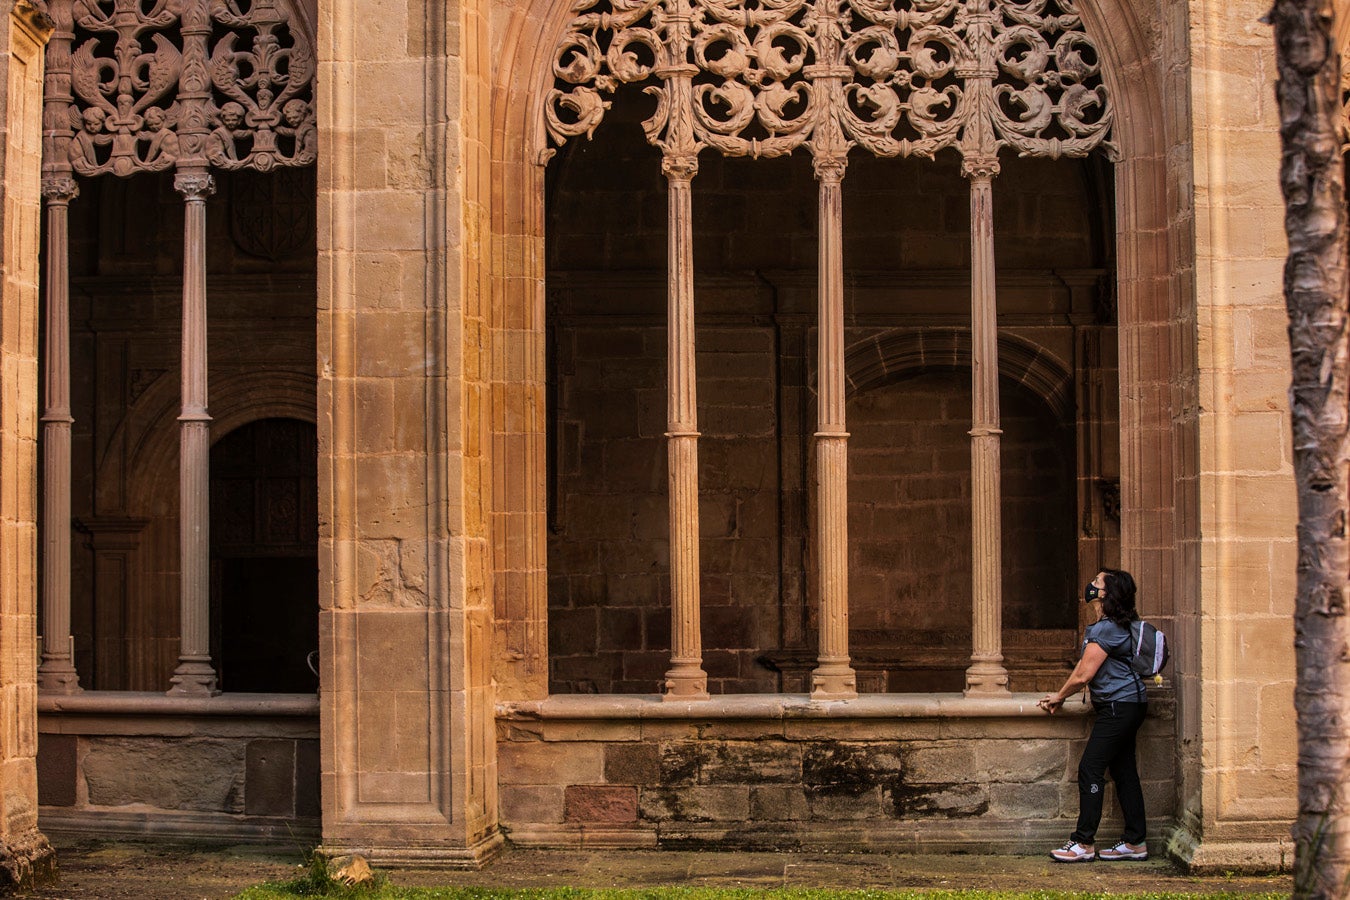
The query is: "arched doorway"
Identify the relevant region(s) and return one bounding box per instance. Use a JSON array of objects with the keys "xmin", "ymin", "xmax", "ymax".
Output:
[{"xmin": 209, "ymin": 417, "xmax": 318, "ymax": 693}]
